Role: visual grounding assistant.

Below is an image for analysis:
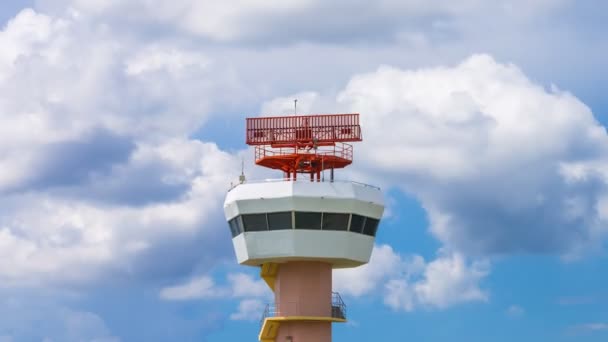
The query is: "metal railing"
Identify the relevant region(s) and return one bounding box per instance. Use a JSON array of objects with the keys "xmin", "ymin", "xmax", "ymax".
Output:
[
  {"xmin": 246, "ymin": 114, "xmax": 362, "ymax": 146},
  {"xmin": 332, "ymin": 291, "xmax": 347, "ymax": 320},
  {"xmin": 254, "ymin": 142, "xmax": 353, "ymax": 163},
  {"xmin": 259, "ymin": 292, "xmax": 347, "ymax": 327},
  {"xmin": 228, "ymin": 178, "xmax": 381, "ymax": 192}
]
